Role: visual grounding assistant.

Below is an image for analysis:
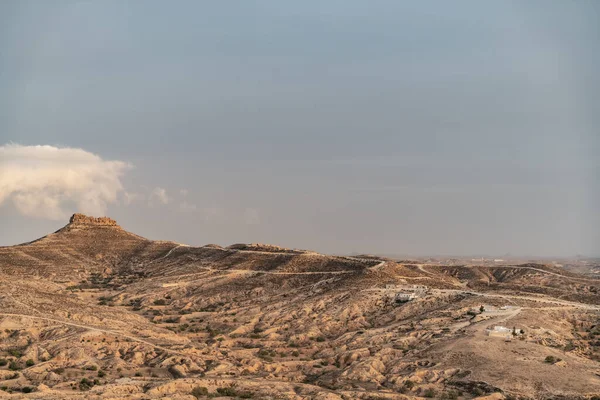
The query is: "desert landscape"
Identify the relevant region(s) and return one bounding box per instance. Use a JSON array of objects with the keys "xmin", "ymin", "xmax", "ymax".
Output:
[{"xmin": 0, "ymin": 214, "xmax": 598, "ymax": 399}]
